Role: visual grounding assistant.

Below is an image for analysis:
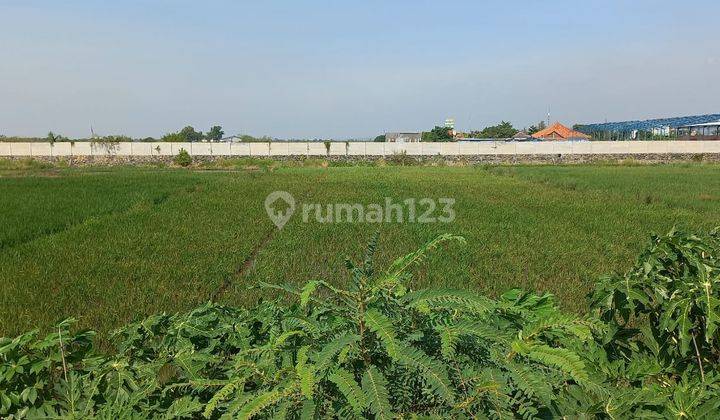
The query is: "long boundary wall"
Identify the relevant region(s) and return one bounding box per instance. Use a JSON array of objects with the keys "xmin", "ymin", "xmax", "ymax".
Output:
[{"xmin": 2, "ymin": 141, "xmax": 720, "ymax": 158}]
